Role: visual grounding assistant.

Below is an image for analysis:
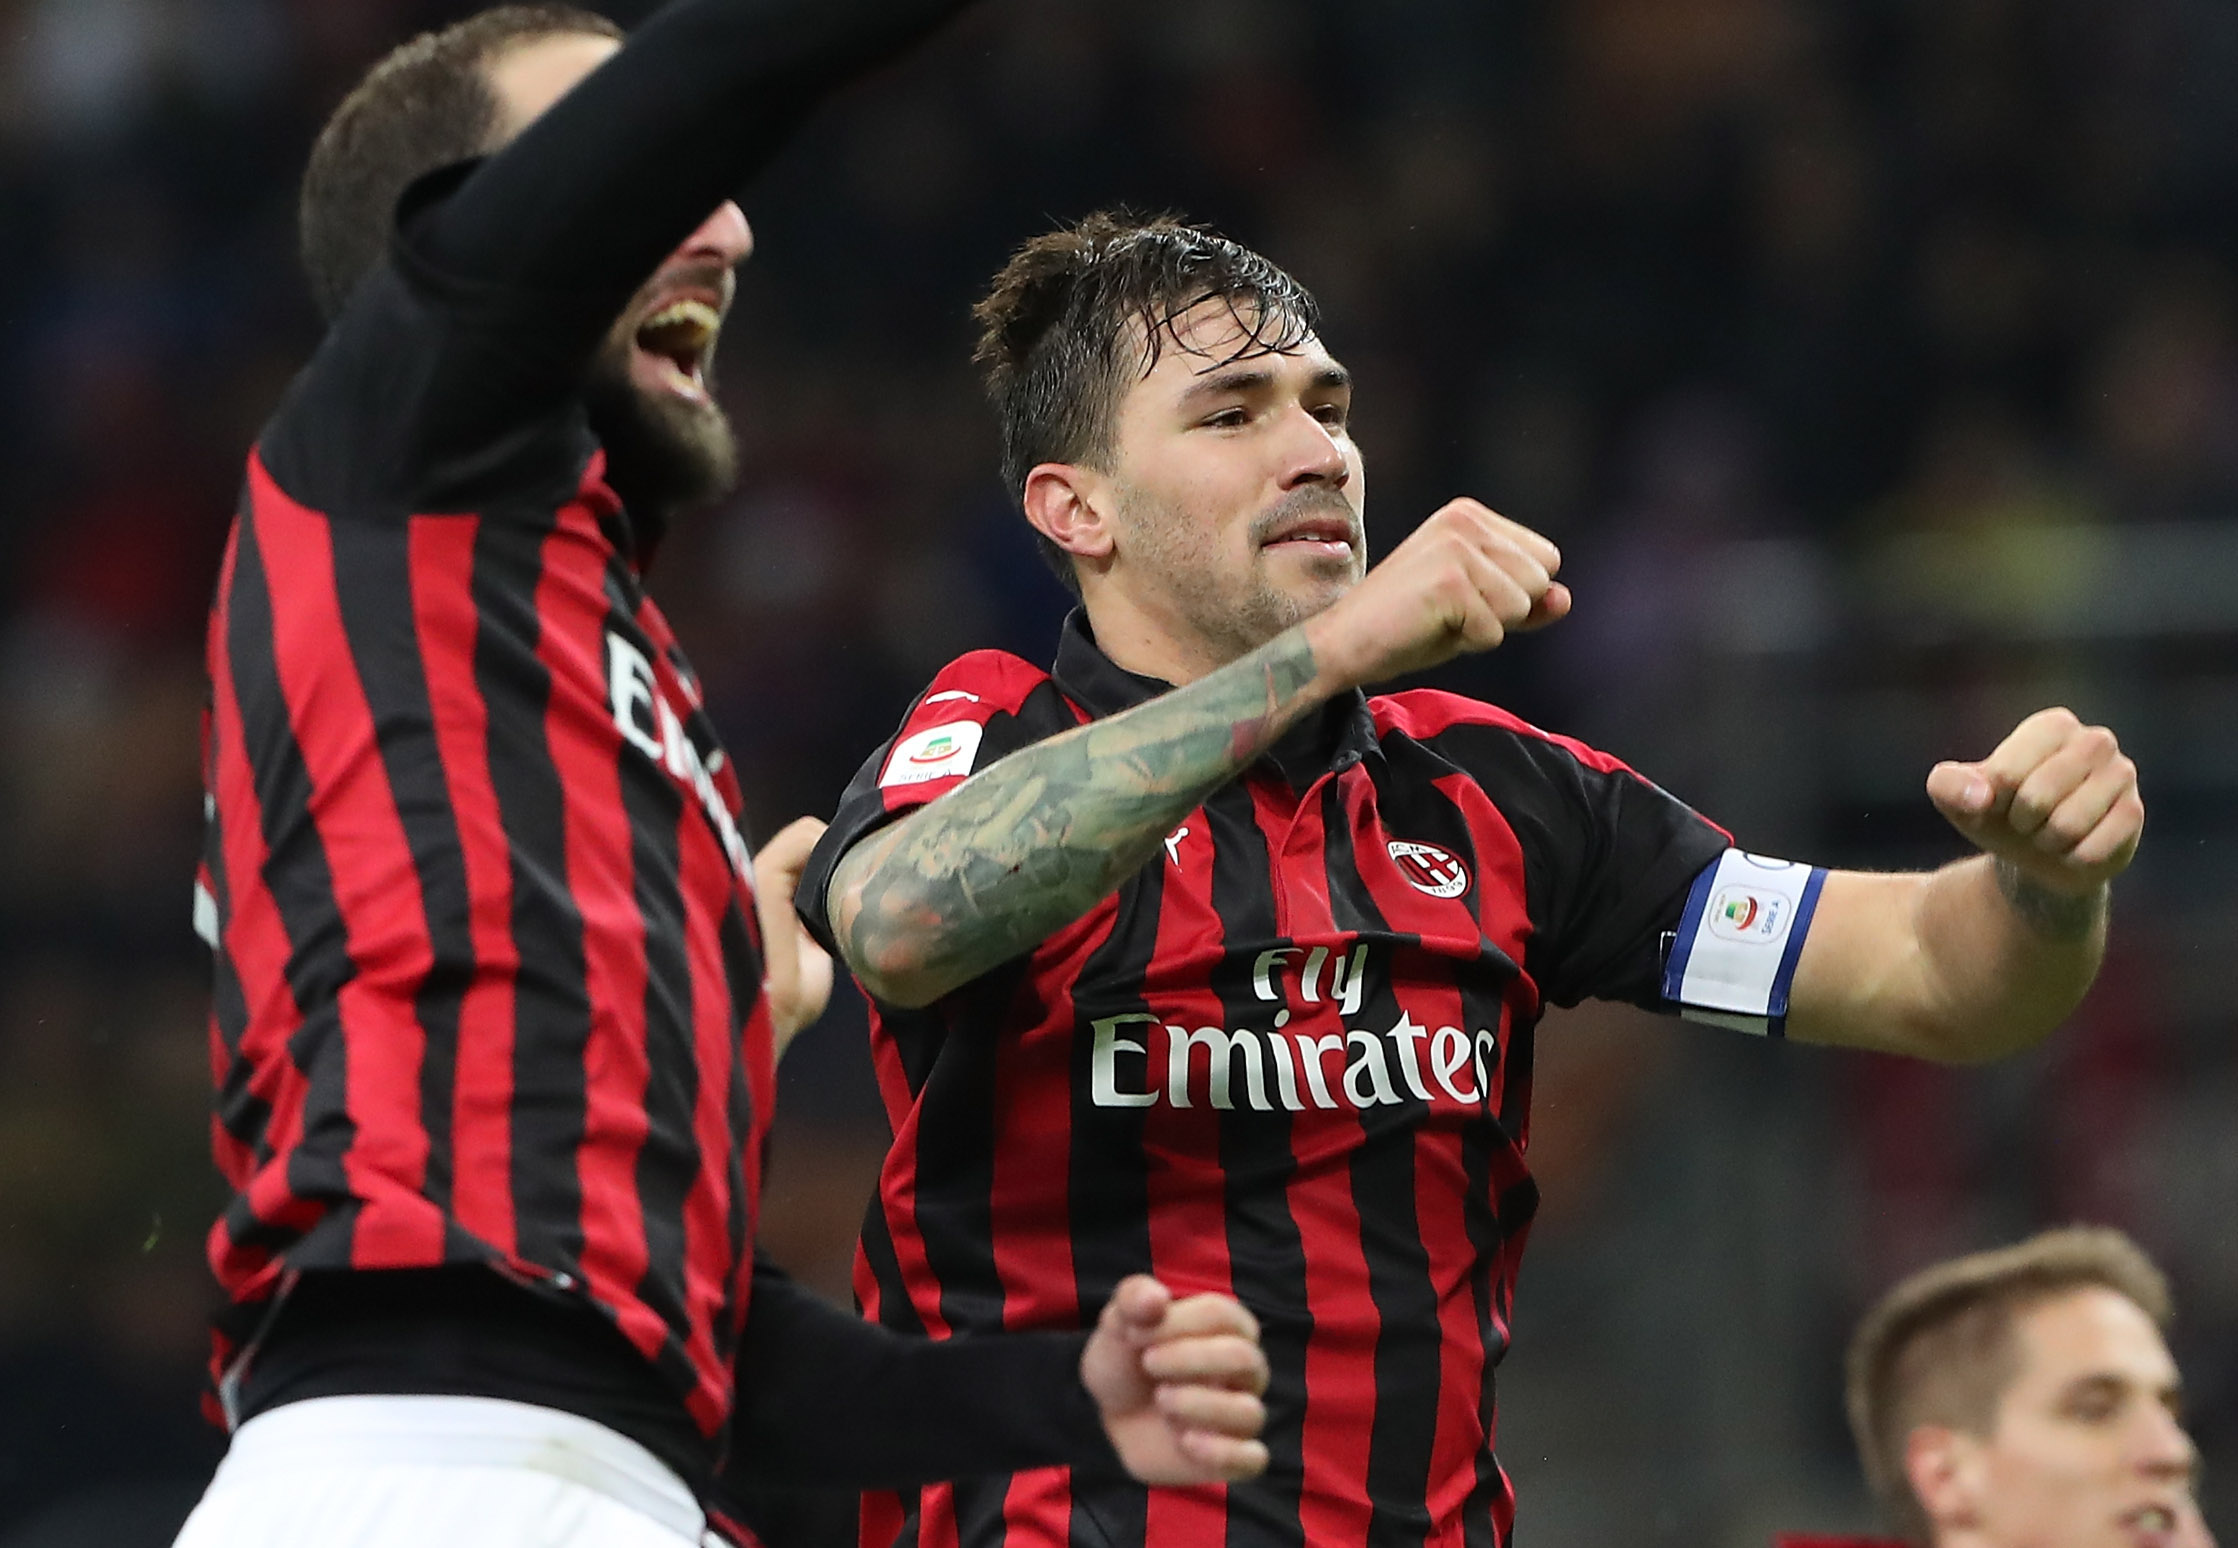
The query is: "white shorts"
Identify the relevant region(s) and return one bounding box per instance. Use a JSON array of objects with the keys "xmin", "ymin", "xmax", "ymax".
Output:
[{"xmin": 172, "ymin": 1394, "xmax": 711, "ymax": 1548}]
